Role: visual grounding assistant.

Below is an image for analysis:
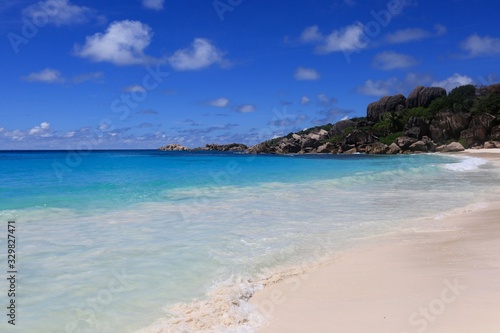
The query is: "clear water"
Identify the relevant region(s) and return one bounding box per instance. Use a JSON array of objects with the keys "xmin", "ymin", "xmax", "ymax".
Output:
[{"xmin": 0, "ymin": 150, "xmax": 498, "ymax": 333}]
